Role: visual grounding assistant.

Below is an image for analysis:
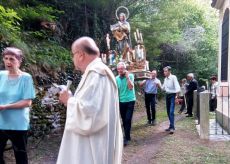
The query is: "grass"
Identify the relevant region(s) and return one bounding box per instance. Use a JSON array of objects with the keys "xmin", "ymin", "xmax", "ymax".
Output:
[
  {"xmin": 132, "ymin": 100, "xmax": 168, "ymax": 137},
  {"xmin": 131, "ymin": 98, "xmax": 183, "ymax": 139},
  {"xmin": 152, "ymin": 115, "xmax": 230, "ymax": 164},
  {"xmin": 129, "ymin": 98, "xmax": 230, "ymax": 164}
]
